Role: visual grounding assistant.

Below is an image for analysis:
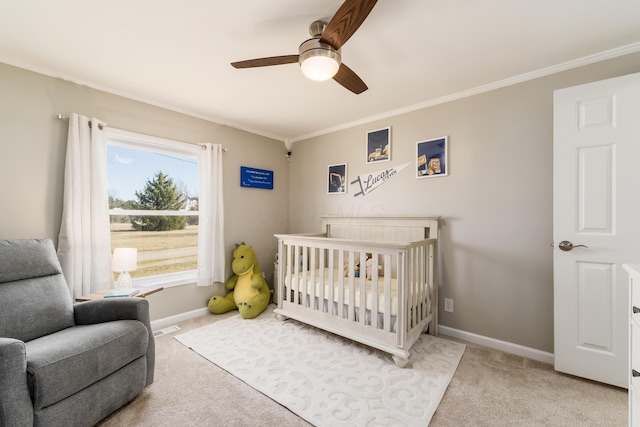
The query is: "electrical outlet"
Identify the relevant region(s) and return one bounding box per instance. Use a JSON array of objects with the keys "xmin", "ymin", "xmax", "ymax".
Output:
[{"xmin": 444, "ymin": 298, "xmax": 454, "ymax": 313}]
